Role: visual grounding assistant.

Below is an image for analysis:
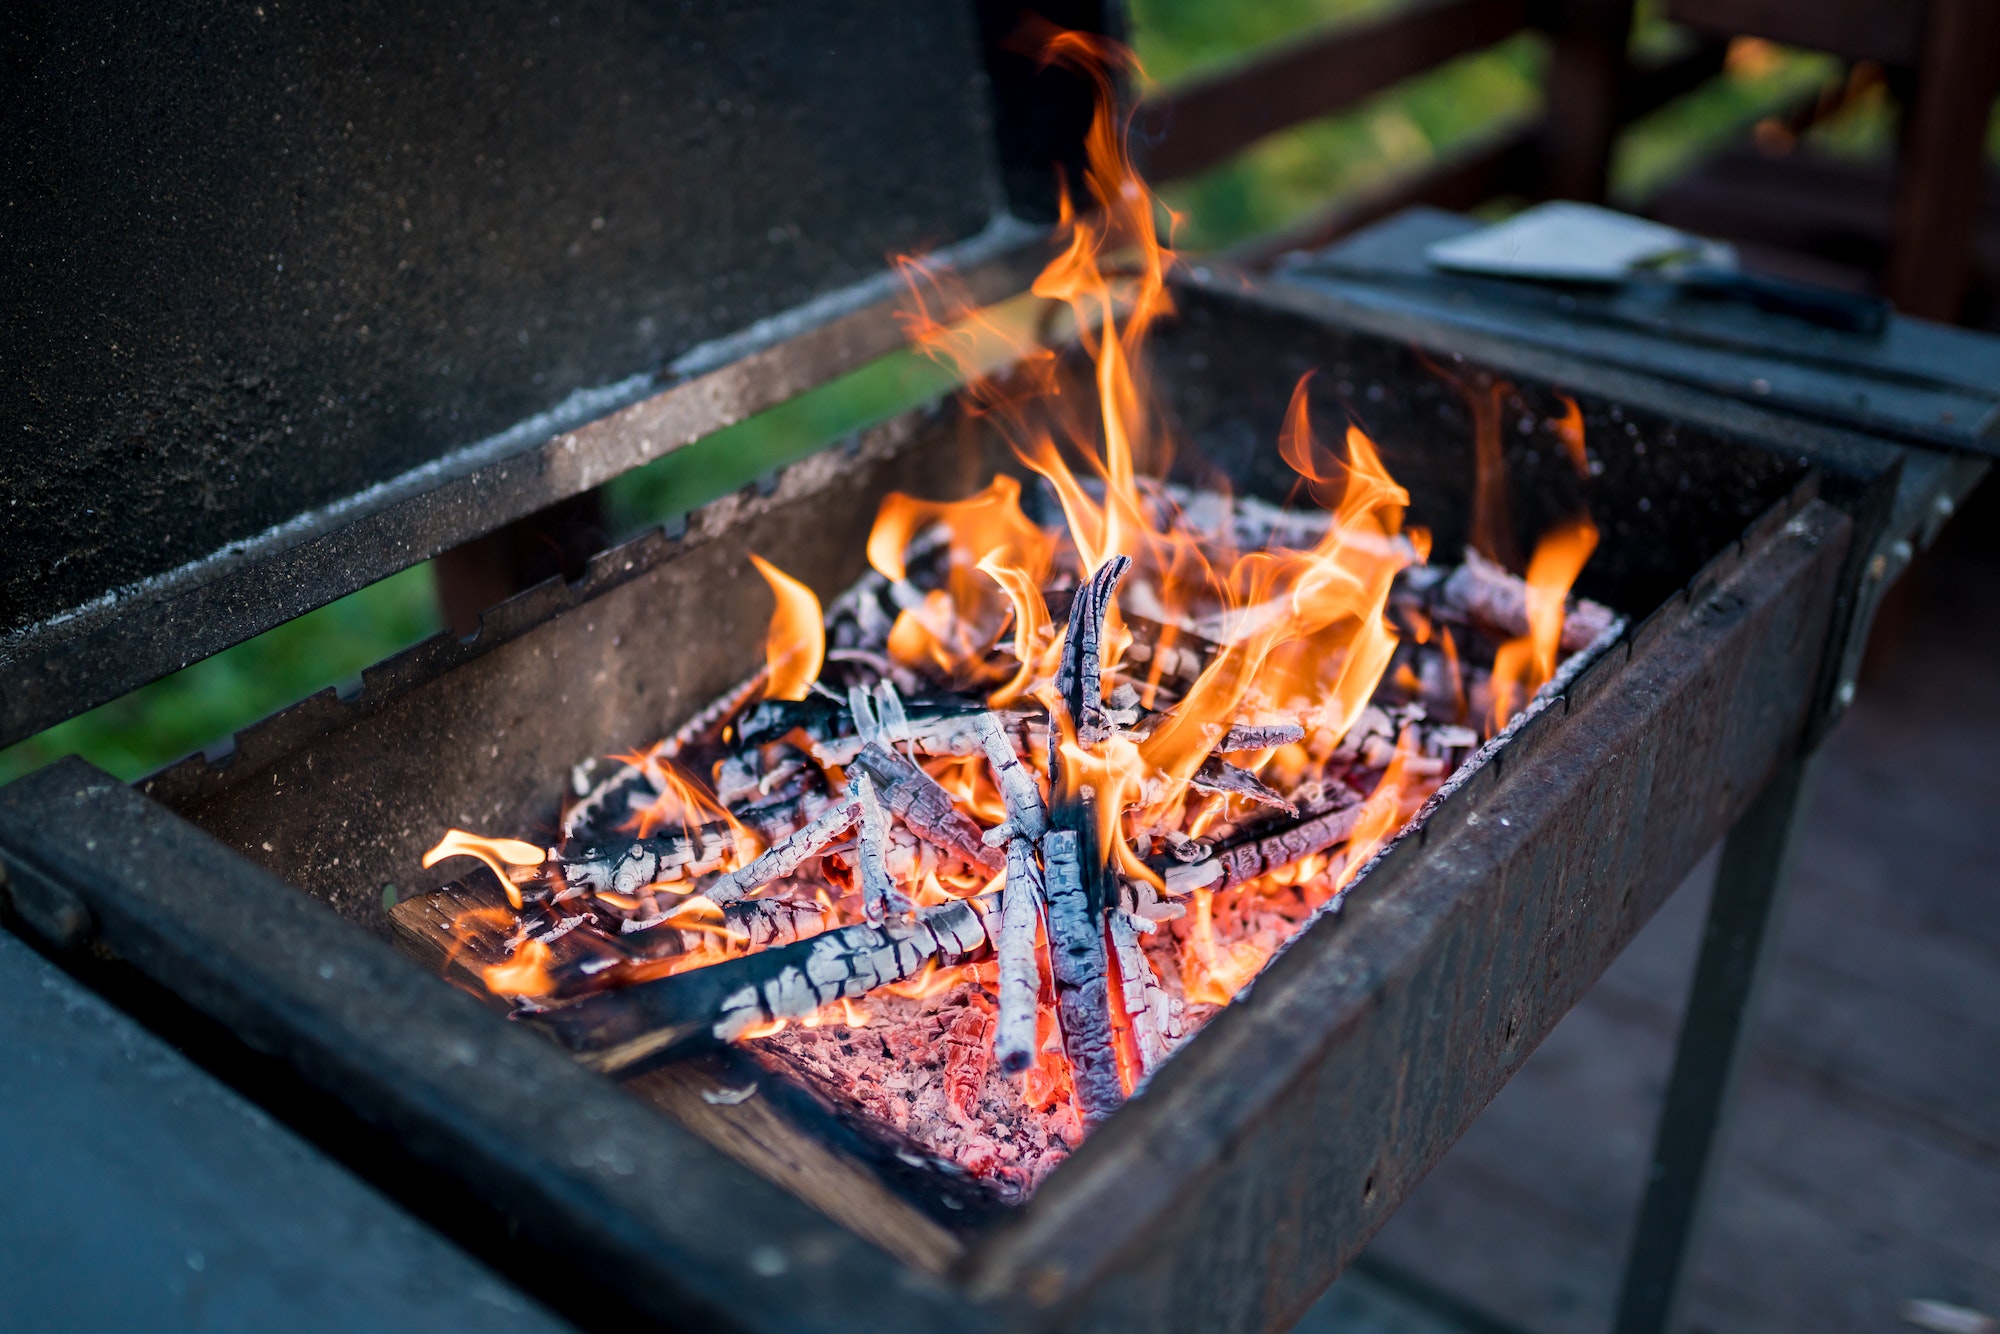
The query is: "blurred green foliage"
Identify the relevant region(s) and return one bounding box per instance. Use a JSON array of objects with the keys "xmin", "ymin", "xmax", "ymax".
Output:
[
  {"xmin": 11, "ymin": 0, "xmax": 1973, "ymax": 788},
  {"xmin": 602, "ymin": 347, "xmax": 964, "ymax": 539},
  {"xmin": 0, "ymin": 564, "xmax": 442, "ymax": 786}
]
